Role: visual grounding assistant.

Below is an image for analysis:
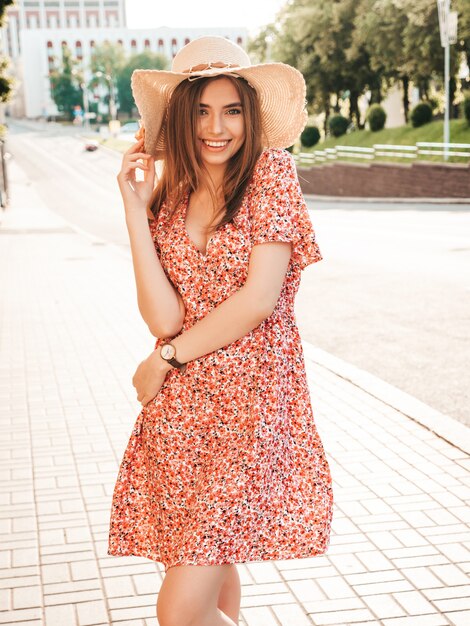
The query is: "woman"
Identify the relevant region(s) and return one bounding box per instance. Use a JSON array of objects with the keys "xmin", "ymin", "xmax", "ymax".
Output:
[{"xmin": 108, "ymin": 36, "xmax": 334, "ymax": 626}]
